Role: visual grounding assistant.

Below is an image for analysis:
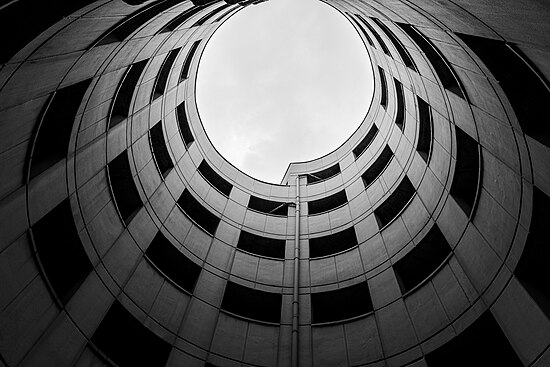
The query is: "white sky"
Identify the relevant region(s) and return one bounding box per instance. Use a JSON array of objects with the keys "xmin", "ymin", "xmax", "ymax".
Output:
[{"xmin": 196, "ymin": 0, "xmax": 374, "ymax": 184}]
